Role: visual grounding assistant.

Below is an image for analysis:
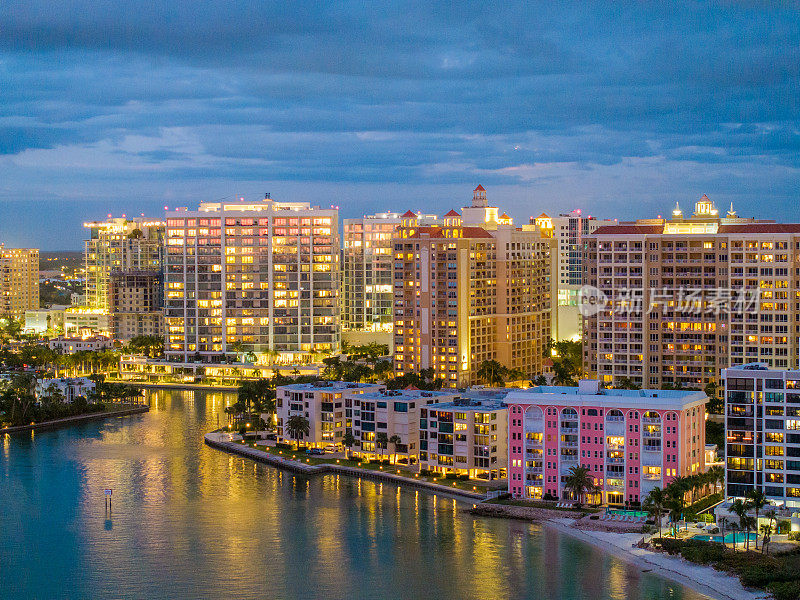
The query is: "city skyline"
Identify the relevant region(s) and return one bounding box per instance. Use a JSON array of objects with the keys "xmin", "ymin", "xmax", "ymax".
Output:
[{"xmin": 1, "ymin": 2, "xmax": 798, "ymax": 249}]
